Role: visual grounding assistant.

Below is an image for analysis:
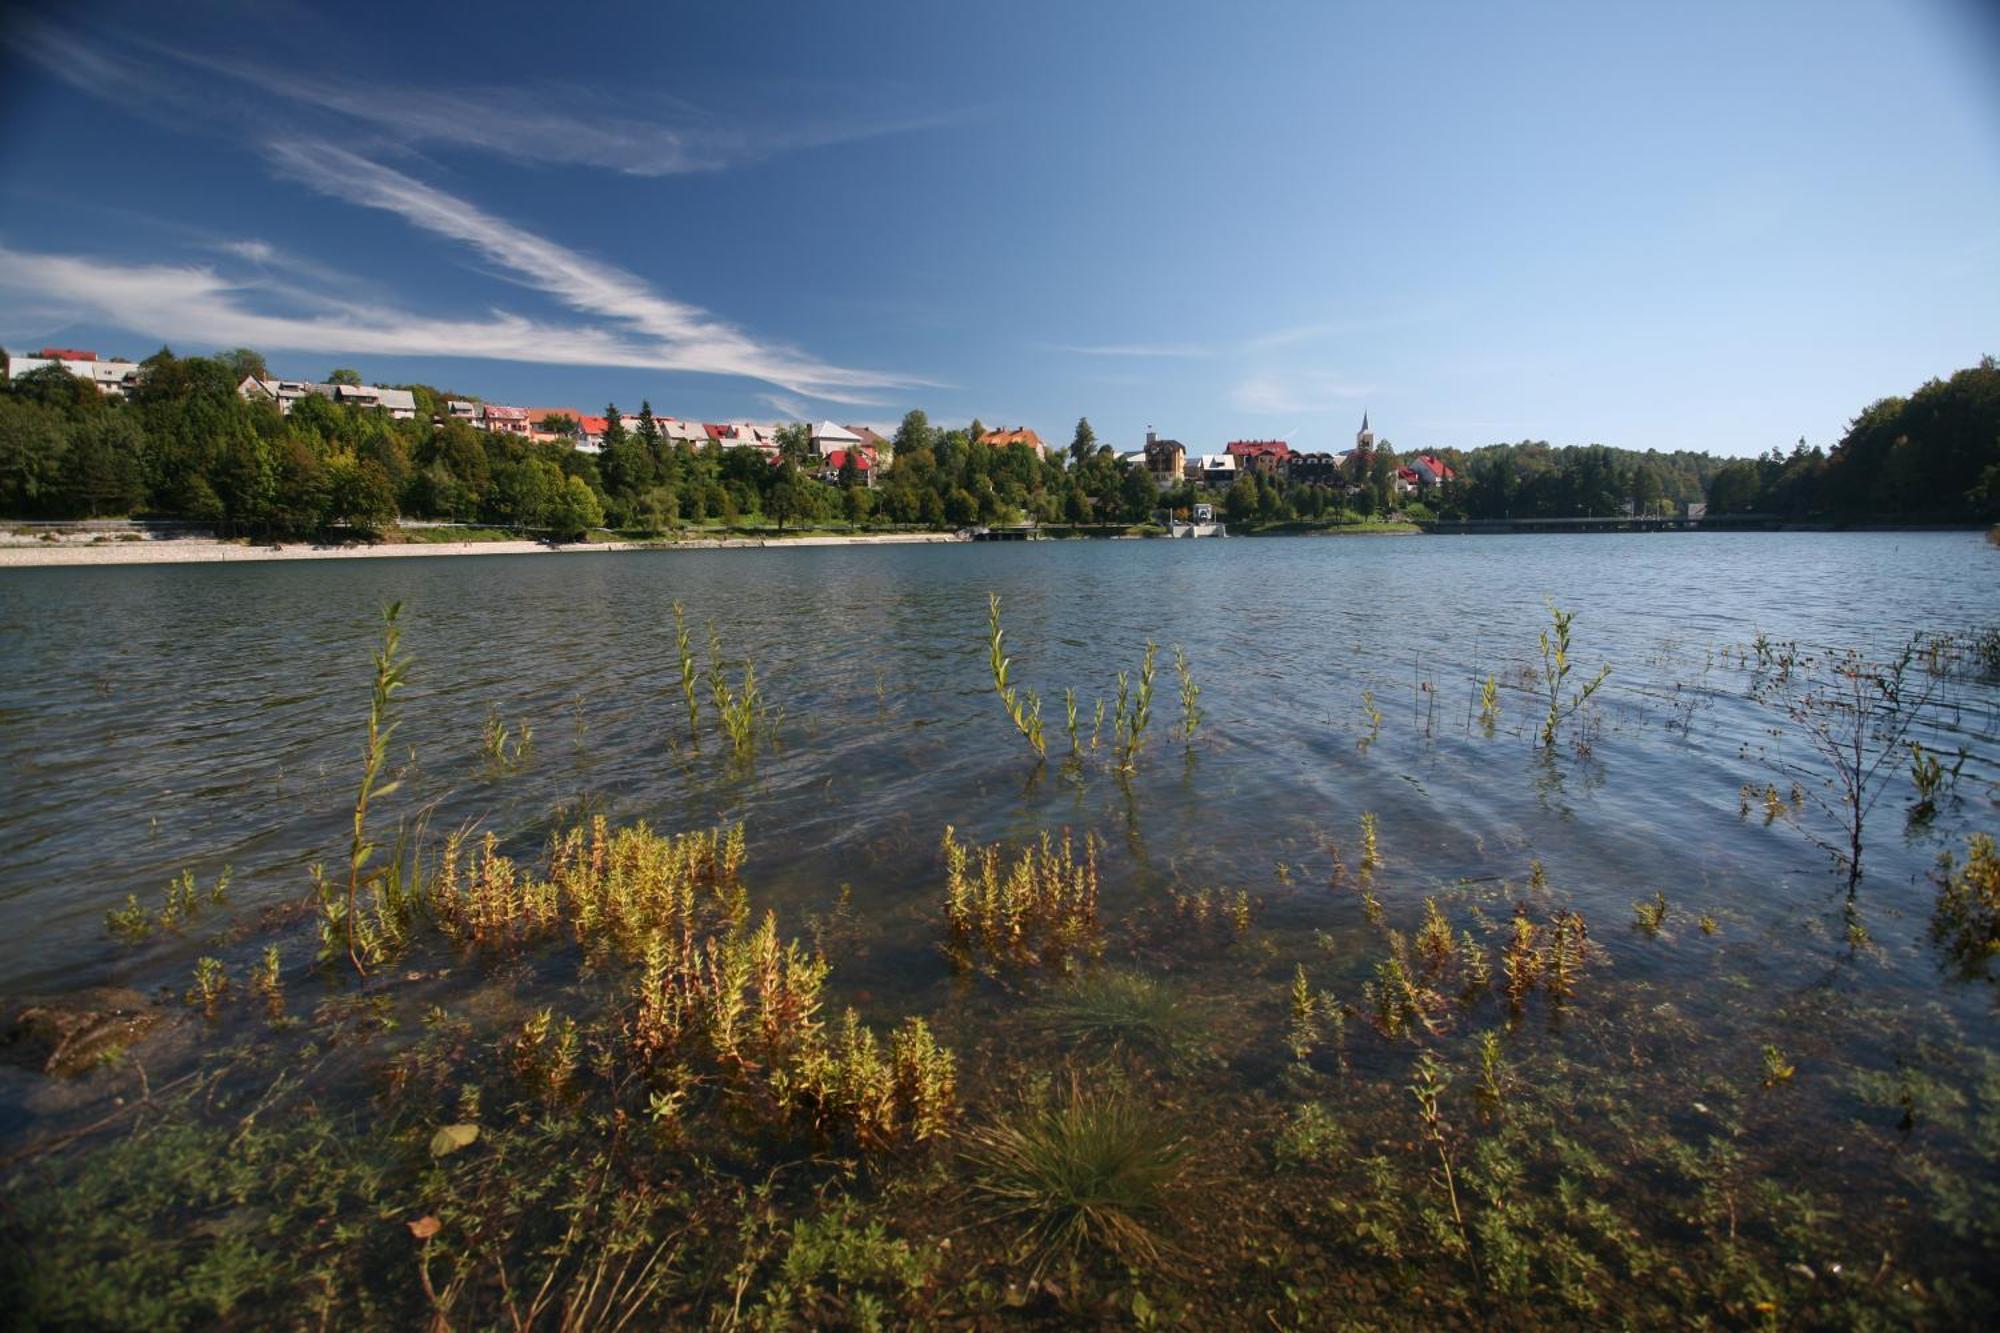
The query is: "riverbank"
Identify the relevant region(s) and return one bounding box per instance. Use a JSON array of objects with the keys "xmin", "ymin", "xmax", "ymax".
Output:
[{"xmin": 0, "ymin": 530, "xmax": 968, "ymax": 568}]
